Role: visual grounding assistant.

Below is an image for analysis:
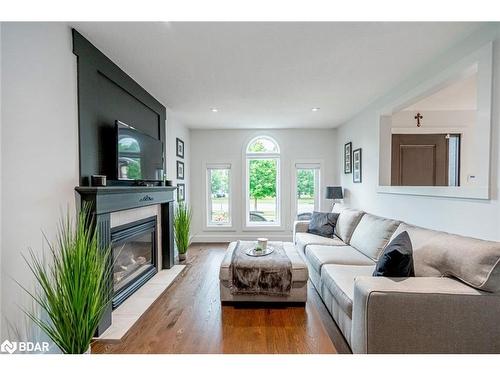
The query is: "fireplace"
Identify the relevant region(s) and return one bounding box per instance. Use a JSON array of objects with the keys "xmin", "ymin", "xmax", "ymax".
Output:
[
  {"xmin": 75, "ymin": 185, "xmax": 175, "ymax": 334},
  {"xmin": 111, "ymin": 216, "xmax": 158, "ymax": 309}
]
